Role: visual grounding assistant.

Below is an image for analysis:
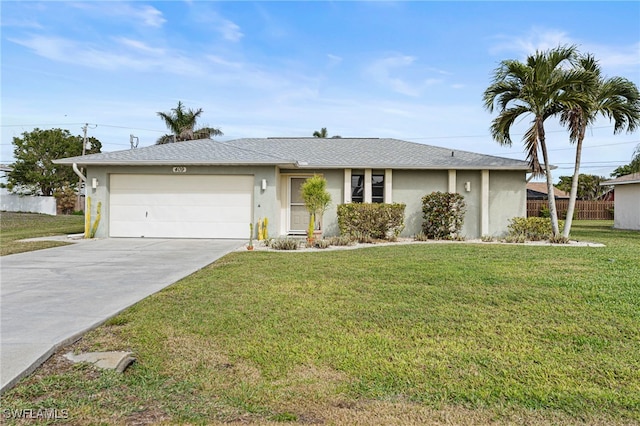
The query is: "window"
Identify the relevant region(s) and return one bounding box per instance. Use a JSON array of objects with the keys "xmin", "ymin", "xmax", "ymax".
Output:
[
  {"xmin": 350, "ymin": 172, "xmax": 384, "ymax": 203},
  {"xmin": 351, "ymin": 174, "xmax": 364, "ymax": 203},
  {"xmin": 372, "ymin": 174, "xmax": 384, "ymax": 203}
]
